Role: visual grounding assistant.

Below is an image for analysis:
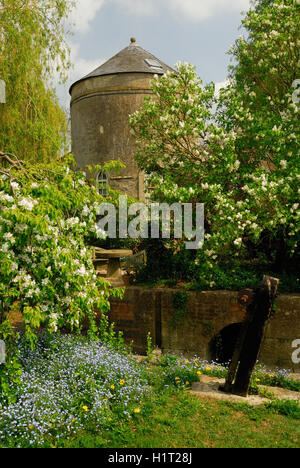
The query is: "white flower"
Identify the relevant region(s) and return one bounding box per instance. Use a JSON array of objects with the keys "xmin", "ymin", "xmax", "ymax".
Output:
[
  {"xmin": 11, "ymin": 262, "xmax": 18, "ymax": 272},
  {"xmin": 75, "ymin": 265, "xmax": 87, "ymax": 276},
  {"xmin": 1, "ymin": 242, "xmax": 9, "ymax": 252},
  {"xmin": 234, "ymin": 160, "xmax": 240, "ymax": 170},
  {"xmin": 11, "ymin": 182, "xmax": 20, "ymax": 191},
  {"xmin": 66, "ymin": 217, "xmax": 80, "ymax": 228},
  {"xmin": 82, "ymin": 205, "xmax": 90, "ymax": 217},
  {"xmin": 234, "ymin": 238, "xmax": 242, "ymax": 247},
  {"xmin": 18, "ymin": 198, "xmax": 36, "ymax": 211},
  {"xmin": 15, "ymin": 223, "xmax": 27, "ymax": 233},
  {"xmin": 95, "ymin": 225, "xmax": 107, "ymax": 240},
  {"xmin": 3, "ymin": 232, "xmax": 15, "ymax": 243},
  {"xmin": 280, "ymin": 160, "xmax": 287, "ymax": 169}
]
